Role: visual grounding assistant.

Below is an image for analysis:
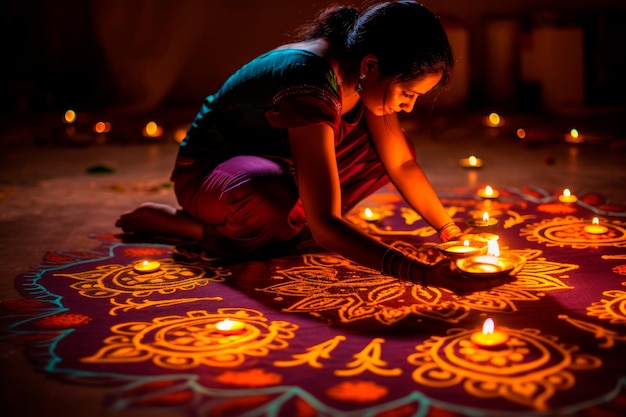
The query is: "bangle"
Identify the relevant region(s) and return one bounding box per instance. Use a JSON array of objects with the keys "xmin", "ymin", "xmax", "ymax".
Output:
[
  {"xmin": 438, "ymin": 222, "xmax": 455, "ymax": 233},
  {"xmin": 439, "ymin": 222, "xmax": 461, "ymax": 242},
  {"xmin": 381, "ymin": 246, "xmax": 431, "ymax": 286}
]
